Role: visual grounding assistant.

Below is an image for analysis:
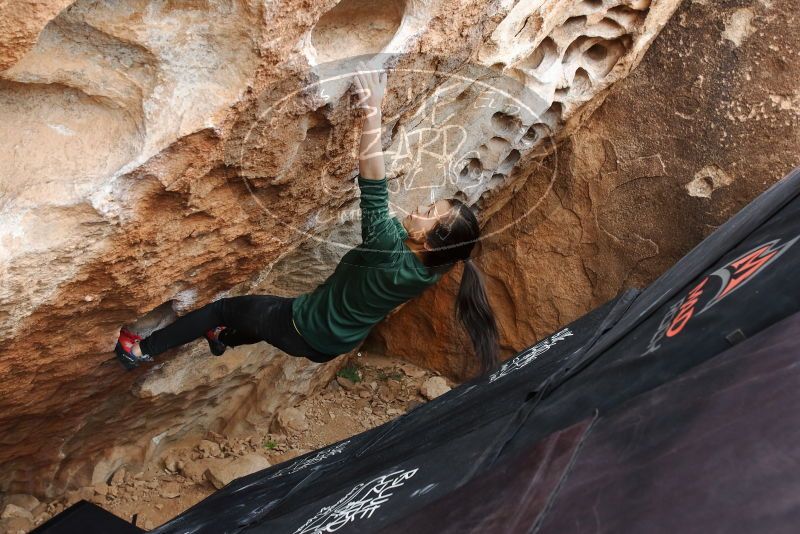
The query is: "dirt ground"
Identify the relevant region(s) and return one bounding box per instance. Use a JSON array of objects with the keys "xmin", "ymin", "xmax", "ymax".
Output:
[{"xmin": 17, "ymin": 354, "xmax": 450, "ymax": 532}]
